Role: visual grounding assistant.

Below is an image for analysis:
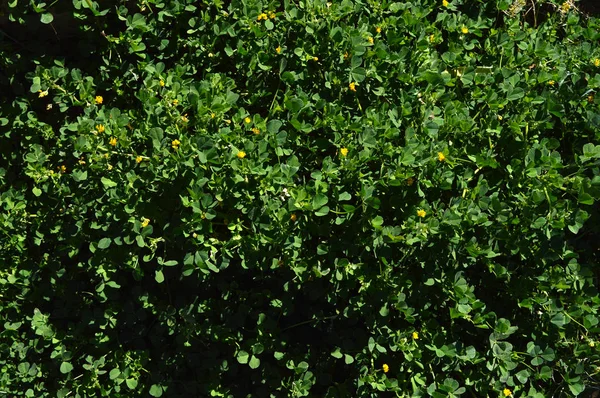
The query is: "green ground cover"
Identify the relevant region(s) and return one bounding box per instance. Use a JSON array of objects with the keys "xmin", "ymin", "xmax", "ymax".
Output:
[{"xmin": 1, "ymin": 0, "xmax": 600, "ymax": 396}]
